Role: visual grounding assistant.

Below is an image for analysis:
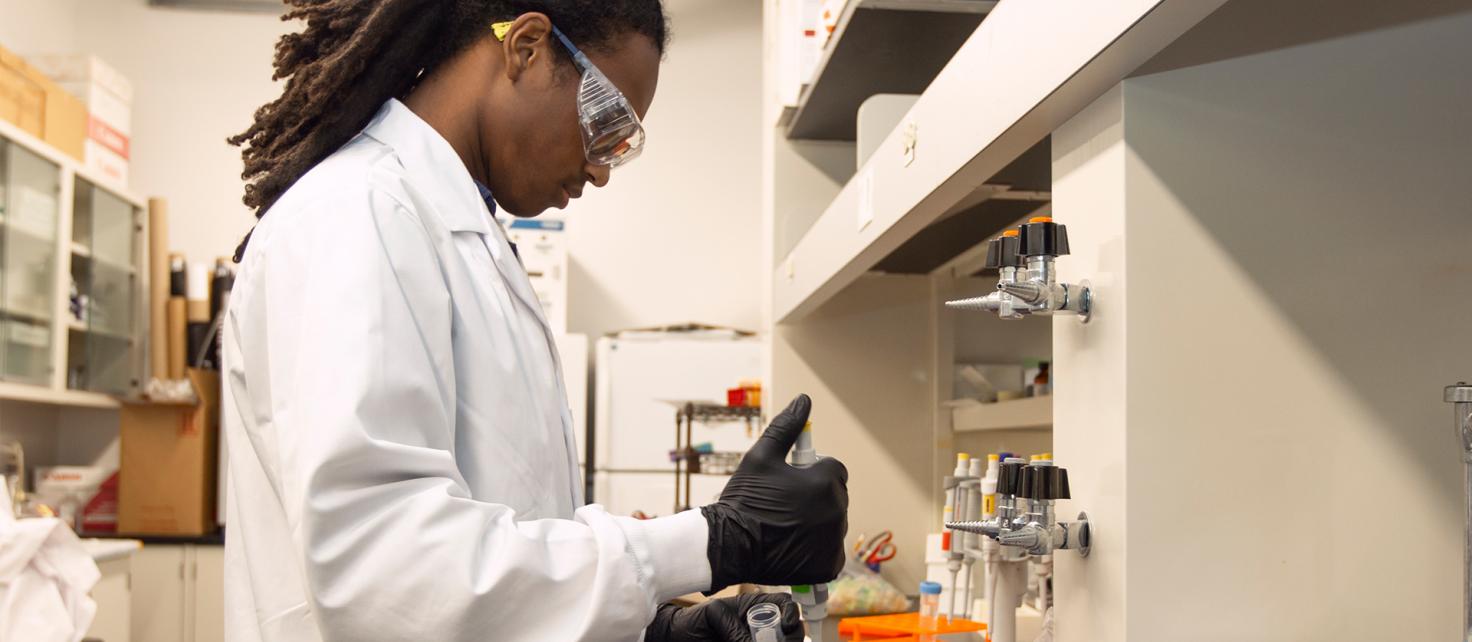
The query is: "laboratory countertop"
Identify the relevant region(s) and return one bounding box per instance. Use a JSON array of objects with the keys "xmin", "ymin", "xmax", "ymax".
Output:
[
  {"xmin": 80, "ymin": 538, "xmax": 141, "ymax": 563},
  {"xmin": 84, "ymin": 530, "xmax": 226, "ymax": 546}
]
